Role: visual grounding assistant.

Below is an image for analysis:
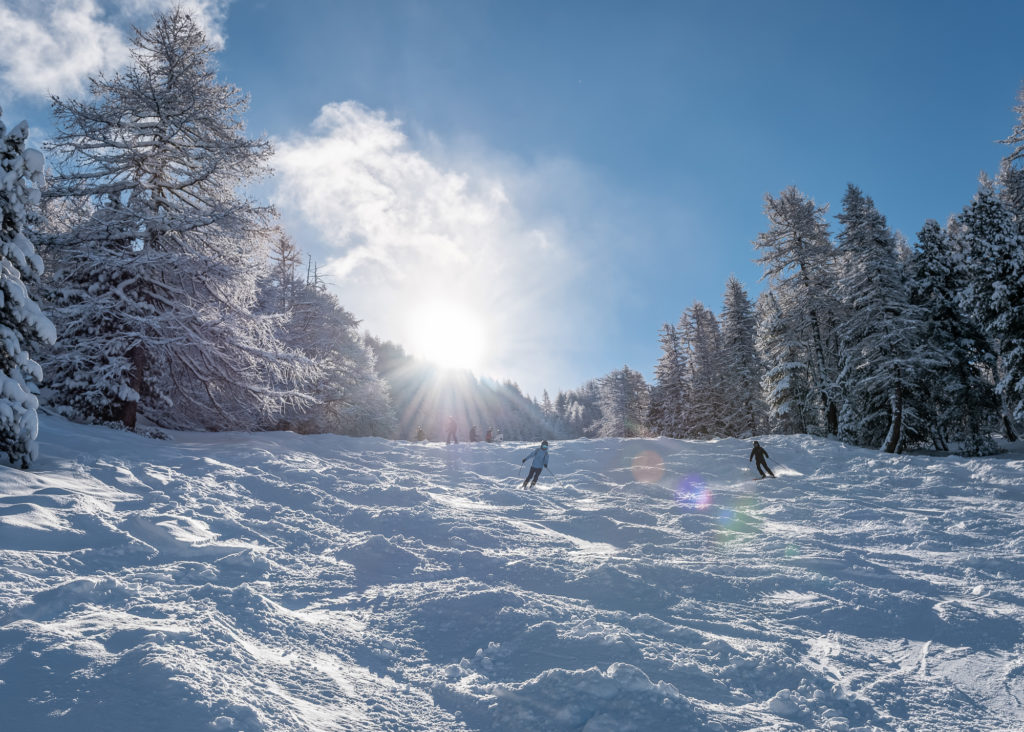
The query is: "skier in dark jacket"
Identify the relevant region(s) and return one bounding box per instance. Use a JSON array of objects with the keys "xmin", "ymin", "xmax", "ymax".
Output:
[
  {"xmin": 445, "ymin": 416, "xmax": 458, "ymax": 445},
  {"xmin": 749, "ymin": 440, "xmax": 775, "ymax": 478},
  {"xmin": 470, "ymin": 425, "xmax": 479, "ymax": 442},
  {"xmin": 521, "ymin": 440, "xmax": 549, "ymax": 488},
  {"xmin": 415, "ymin": 426, "xmax": 426, "ymax": 442}
]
